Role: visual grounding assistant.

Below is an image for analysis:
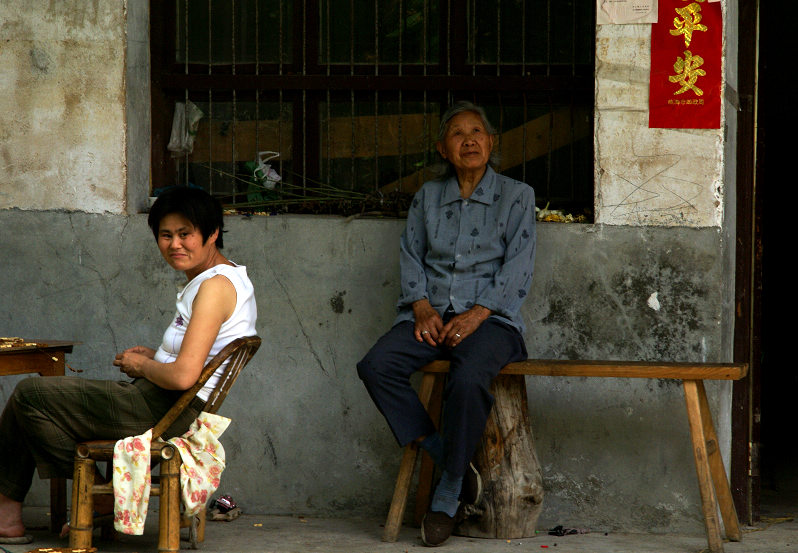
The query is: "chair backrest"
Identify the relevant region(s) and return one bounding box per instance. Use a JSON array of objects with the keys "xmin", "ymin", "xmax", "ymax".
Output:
[{"xmin": 151, "ymin": 335, "xmax": 262, "ymax": 439}]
